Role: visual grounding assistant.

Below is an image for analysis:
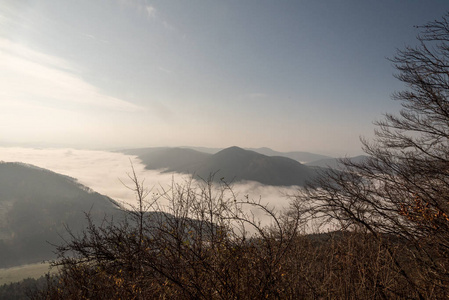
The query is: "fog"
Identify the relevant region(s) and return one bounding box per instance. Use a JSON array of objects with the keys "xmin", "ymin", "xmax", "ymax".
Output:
[{"xmin": 0, "ymin": 147, "xmax": 301, "ymax": 228}]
